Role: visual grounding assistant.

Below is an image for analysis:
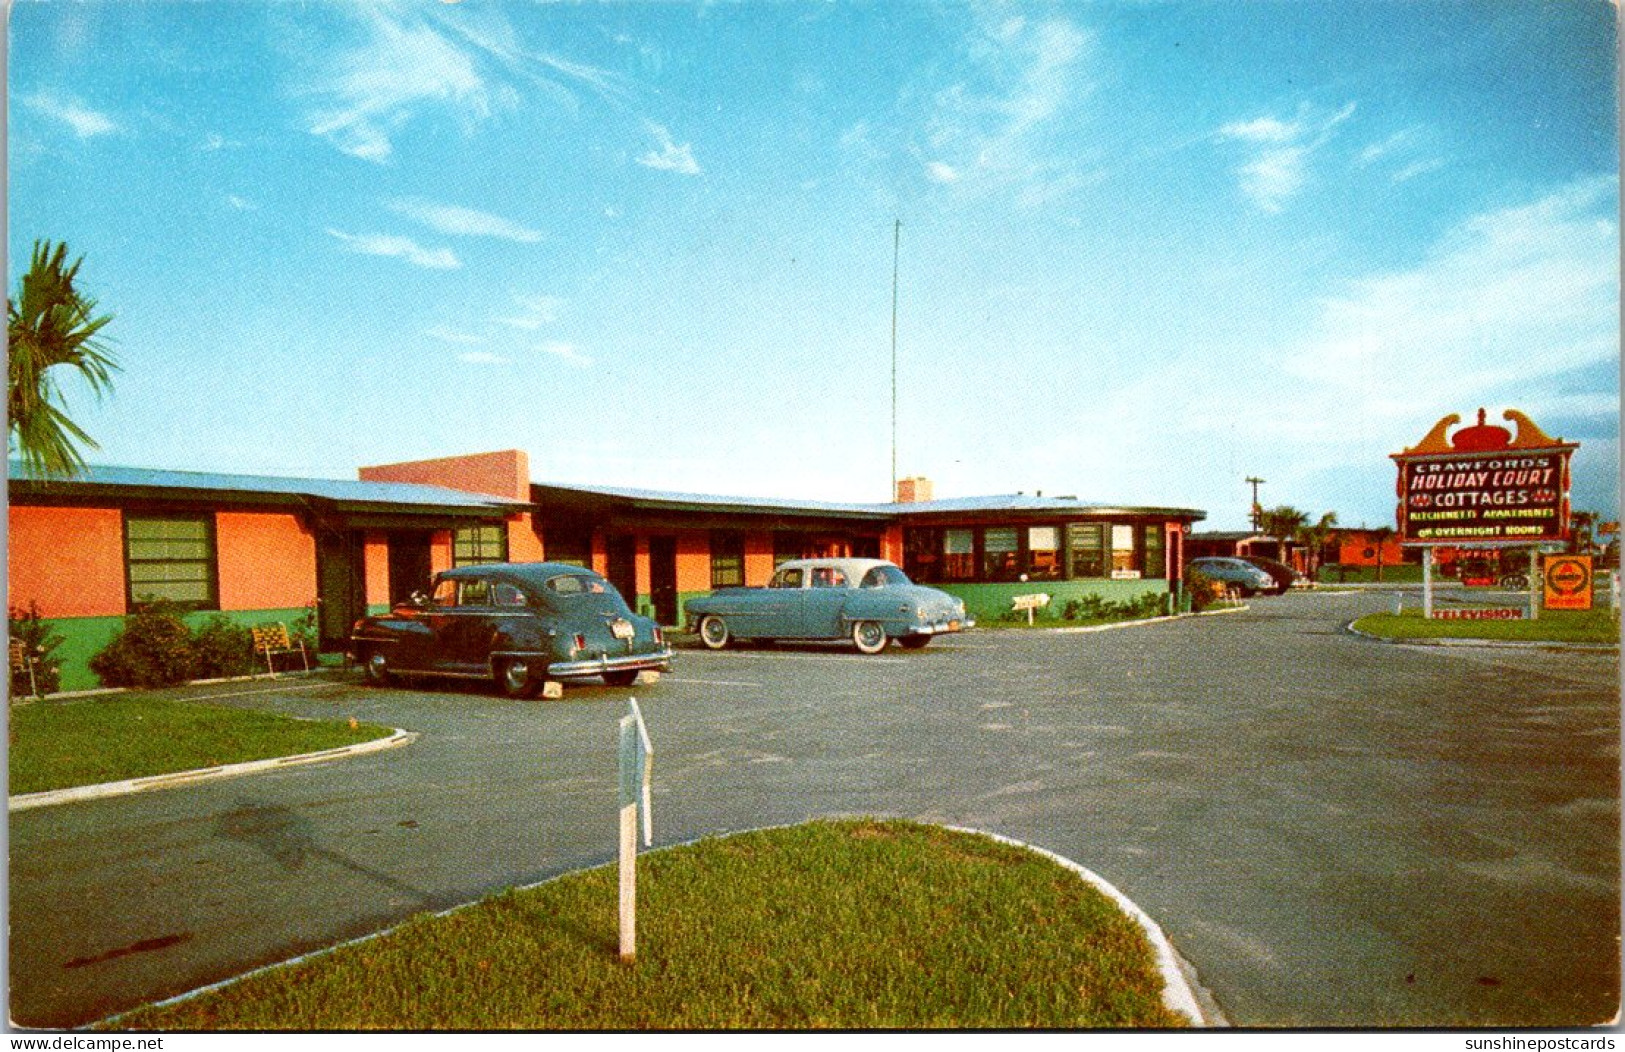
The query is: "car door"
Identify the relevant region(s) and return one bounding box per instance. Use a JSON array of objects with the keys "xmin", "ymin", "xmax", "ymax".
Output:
[
  {"xmin": 798, "ymin": 565, "xmax": 851, "ymax": 638},
  {"xmin": 744, "ymin": 566, "xmax": 804, "ymax": 638},
  {"xmin": 429, "ymin": 576, "xmax": 497, "ymax": 672}
]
